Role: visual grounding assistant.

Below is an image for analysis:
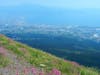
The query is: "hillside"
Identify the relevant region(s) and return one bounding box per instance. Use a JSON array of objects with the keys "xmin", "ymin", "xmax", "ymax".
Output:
[{"xmin": 0, "ymin": 34, "xmax": 99, "ymax": 75}]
